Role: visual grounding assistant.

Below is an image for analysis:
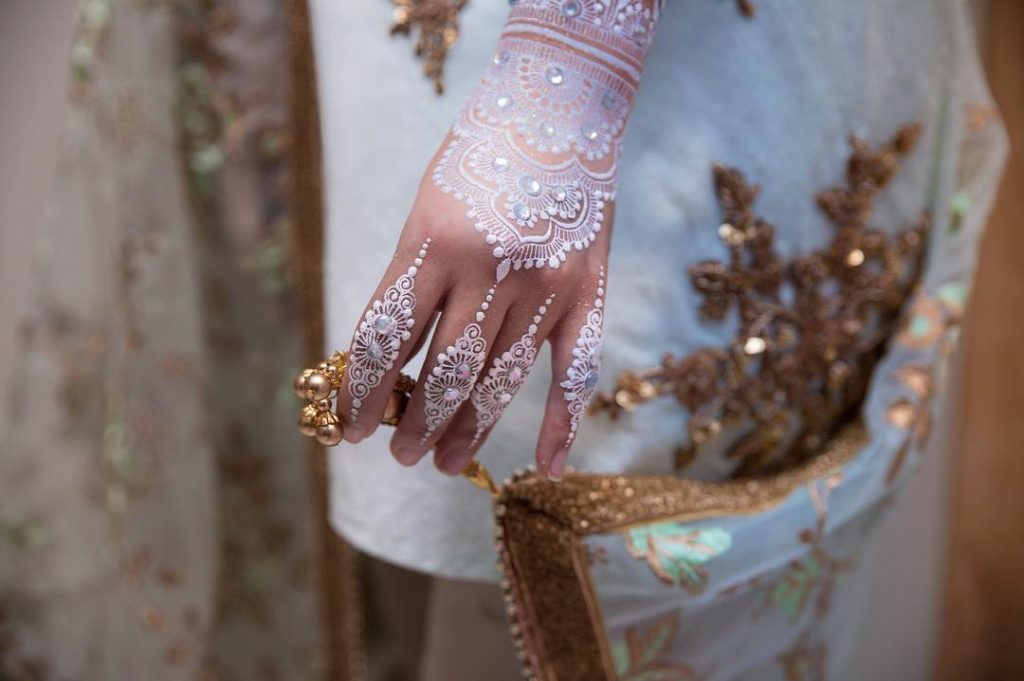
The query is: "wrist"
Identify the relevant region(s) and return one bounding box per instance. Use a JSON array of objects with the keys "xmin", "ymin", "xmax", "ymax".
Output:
[
  {"xmin": 430, "ymin": 0, "xmax": 660, "ymax": 278},
  {"xmin": 503, "ymin": 0, "xmax": 660, "ymax": 91},
  {"xmin": 473, "ymin": 0, "xmax": 660, "ymax": 165}
]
